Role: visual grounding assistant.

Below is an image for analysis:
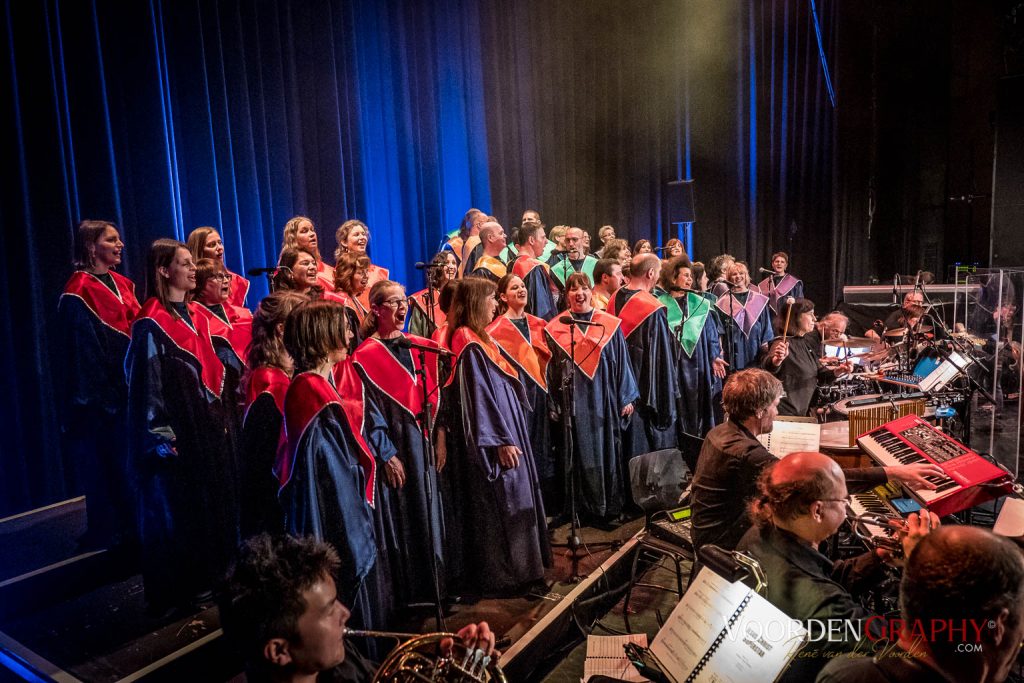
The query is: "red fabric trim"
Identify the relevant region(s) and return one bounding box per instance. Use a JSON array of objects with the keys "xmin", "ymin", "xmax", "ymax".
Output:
[
  {"xmin": 316, "ymin": 260, "xmax": 336, "ymax": 292},
  {"xmin": 227, "ymin": 269, "xmax": 250, "ymax": 308},
  {"xmin": 486, "ymin": 315, "xmax": 550, "ymax": 390},
  {"xmin": 194, "ymin": 304, "xmax": 252, "ymax": 366},
  {"xmin": 446, "ymin": 327, "xmax": 520, "ymax": 385},
  {"xmin": 60, "ymin": 270, "xmax": 141, "ymax": 337},
  {"xmin": 511, "ymin": 255, "xmax": 548, "ymax": 280},
  {"xmin": 410, "ymin": 289, "xmax": 447, "ymax": 329},
  {"xmin": 134, "ymin": 298, "xmax": 225, "ymax": 397},
  {"xmin": 355, "ymin": 264, "xmax": 389, "ymax": 310},
  {"xmin": 245, "ymin": 366, "xmax": 290, "ymax": 416},
  {"xmin": 352, "ymin": 335, "xmax": 441, "ymax": 429},
  {"xmin": 543, "ymin": 311, "xmax": 620, "ymax": 380},
  {"xmin": 606, "ymin": 289, "xmax": 664, "ymax": 338},
  {"xmin": 331, "ymin": 360, "xmax": 378, "ymax": 506}
]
